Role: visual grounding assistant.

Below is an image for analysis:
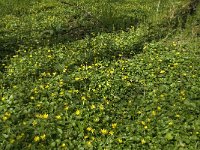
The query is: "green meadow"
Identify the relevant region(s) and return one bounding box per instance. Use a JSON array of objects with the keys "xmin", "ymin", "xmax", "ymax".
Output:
[{"xmin": 0, "ymin": 0, "xmax": 199, "ymax": 149}]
